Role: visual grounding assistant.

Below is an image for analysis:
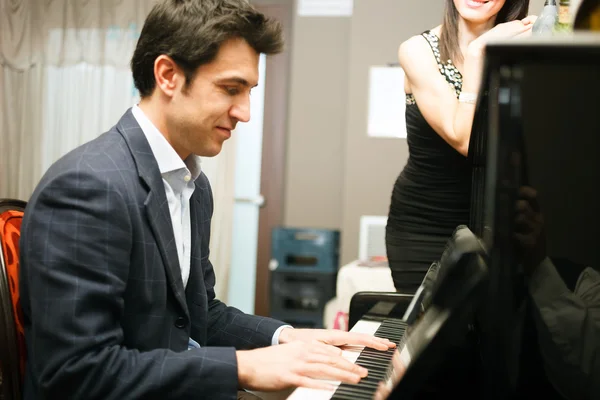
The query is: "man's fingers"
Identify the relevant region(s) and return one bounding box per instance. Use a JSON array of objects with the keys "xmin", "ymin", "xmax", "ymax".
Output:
[
  {"xmin": 514, "ymin": 232, "xmax": 535, "ymax": 248},
  {"xmin": 324, "ymin": 332, "xmax": 395, "ymax": 350},
  {"xmin": 518, "ymin": 186, "xmax": 540, "ymax": 211},
  {"xmin": 306, "ymin": 353, "xmax": 368, "ymax": 377},
  {"xmin": 290, "ymin": 375, "xmax": 335, "ymax": 391},
  {"xmin": 300, "ymin": 363, "xmax": 364, "ymax": 385},
  {"xmin": 343, "ymin": 333, "xmax": 396, "ymax": 350},
  {"xmin": 309, "ymin": 341, "xmax": 343, "ymax": 356},
  {"xmin": 515, "ymin": 199, "xmax": 536, "ymax": 216},
  {"xmin": 370, "ymin": 336, "xmax": 396, "ymax": 349},
  {"xmin": 515, "ymin": 213, "xmax": 534, "ymax": 231}
]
